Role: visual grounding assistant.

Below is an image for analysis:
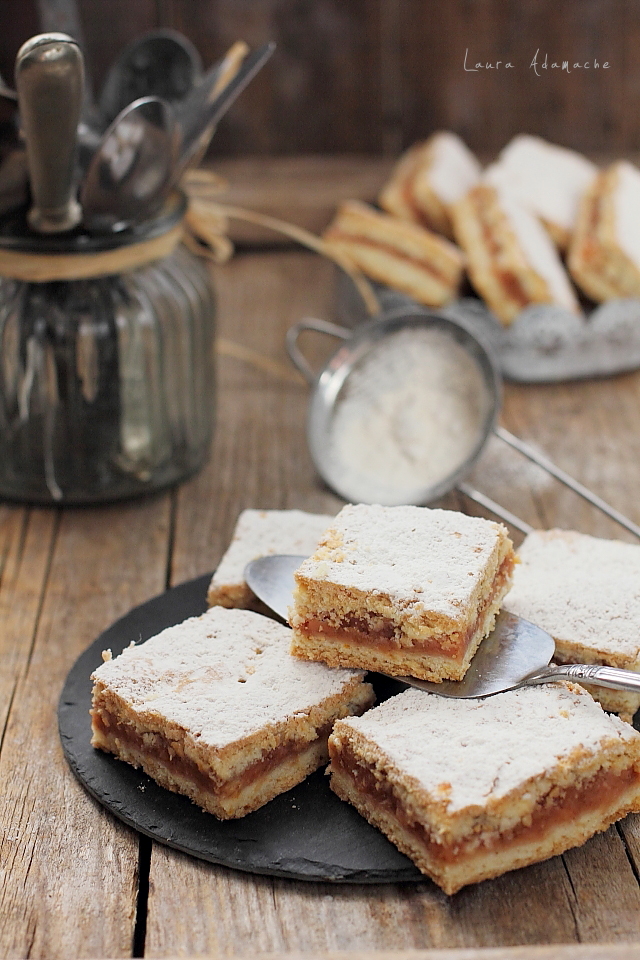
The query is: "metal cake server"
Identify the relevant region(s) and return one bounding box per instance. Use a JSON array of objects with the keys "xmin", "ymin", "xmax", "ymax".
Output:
[{"xmin": 244, "ymin": 553, "xmax": 640, "ymax": 700}]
